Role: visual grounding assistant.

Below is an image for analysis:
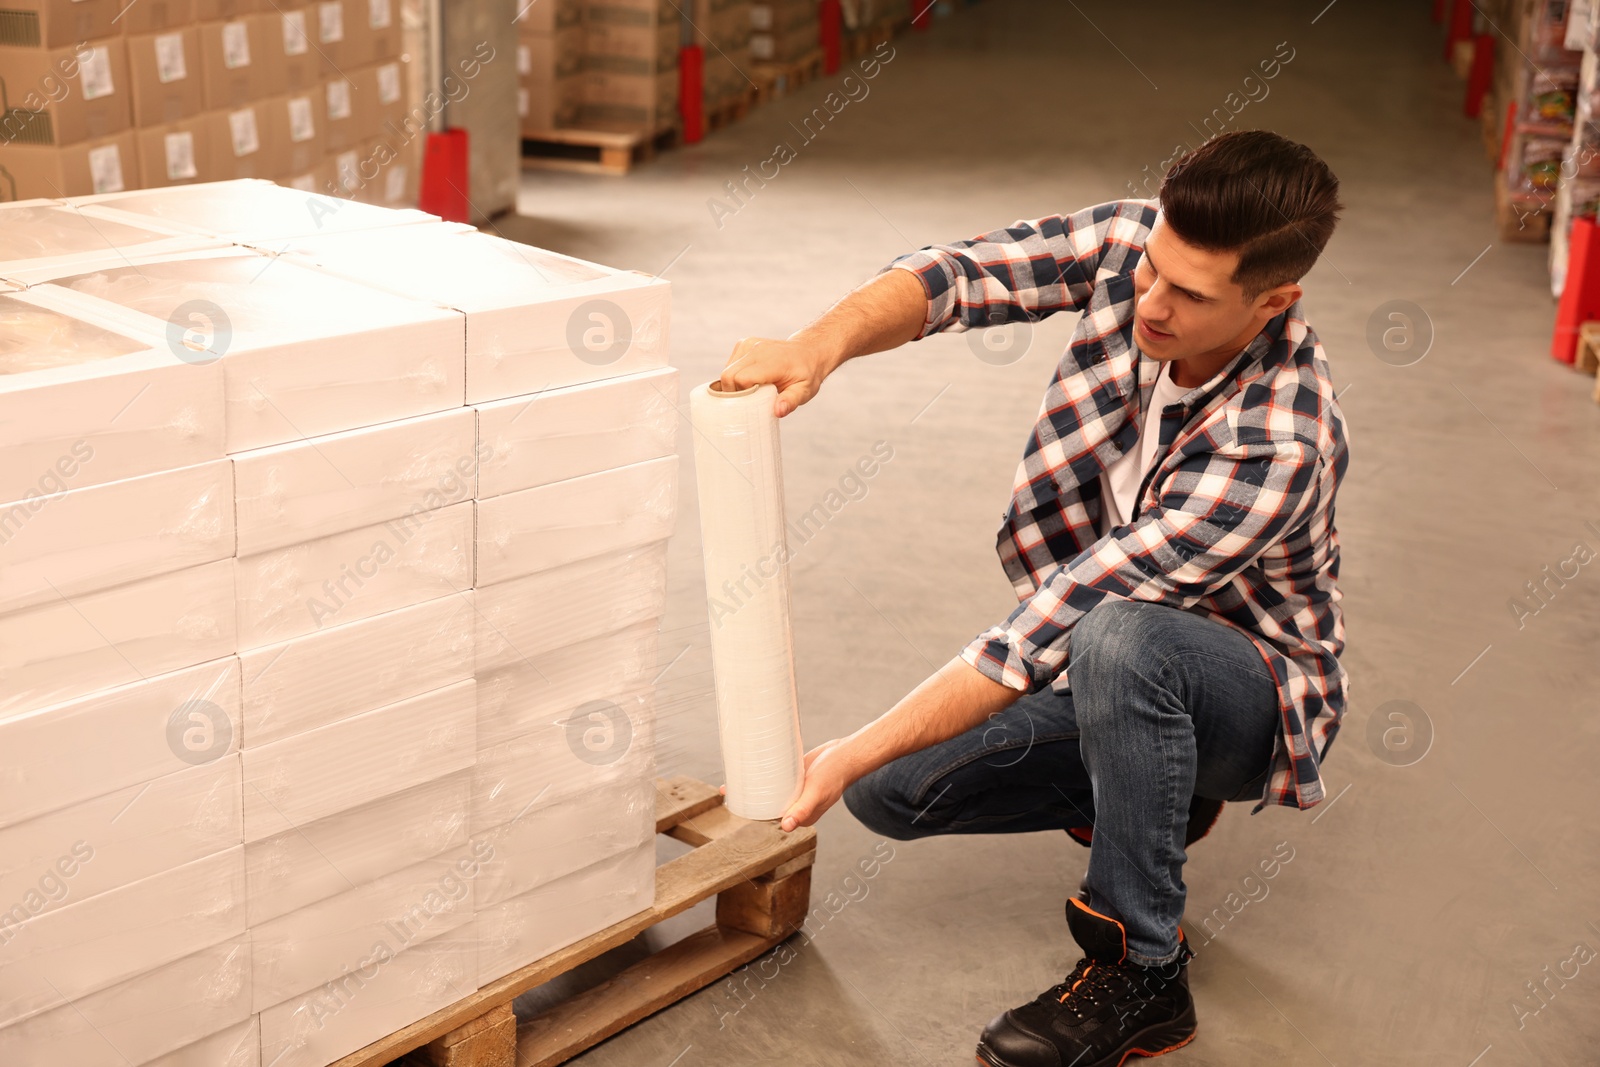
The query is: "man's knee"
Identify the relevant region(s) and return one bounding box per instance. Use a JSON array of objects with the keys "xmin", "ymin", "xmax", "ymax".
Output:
[
  {"xmin": 842, "ymin": 768, "xmax": 928, "ymax": 842},
  {"xmin": 1071, "ymin": 599, "xmax": 1164, "ymax": 676}
]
